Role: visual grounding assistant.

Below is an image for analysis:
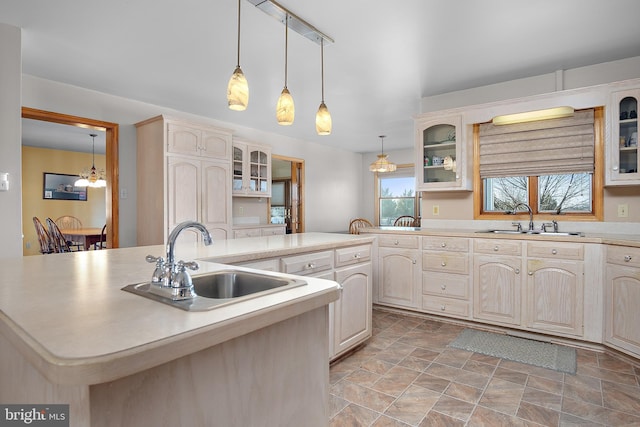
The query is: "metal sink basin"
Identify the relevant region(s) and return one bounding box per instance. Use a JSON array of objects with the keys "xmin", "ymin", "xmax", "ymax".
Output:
[
  {"xmin": 477, "ymin": 230, "xmax": 584, "ymax": 237},
  {"xmin": 123, "ymin": 270, "xmax": 306, "ymax": 311}
]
